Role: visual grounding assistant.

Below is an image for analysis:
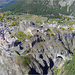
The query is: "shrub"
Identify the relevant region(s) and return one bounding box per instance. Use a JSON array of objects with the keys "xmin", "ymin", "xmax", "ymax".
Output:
[
  {"xmin": 62, "ymin": 28, "xmax": 65, "ymax": 30},
  {"xmin": 49, "ymin": 31, "xmax": 54, "ymax": 36},
  {"xmin": 54, "ymin": 68, "xmax": 60, "ymax": 74},
  {"xmin": 23, "ymin": 56, "xmax": 30, "ymax": 65},
  {"xmin": 39, "ymin": 38, "xmax": 45, "ymax": 42},
  {"xmin": 39, "ymin": 38, "xmax": 42, "ymax": 42},
  {"xmin": 15, "ymin": 56, "xmax": 31, "ymax": 67},
  {"xmin": 42, "ymin": 39, "xmax": 45, "ymax": 41}
]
